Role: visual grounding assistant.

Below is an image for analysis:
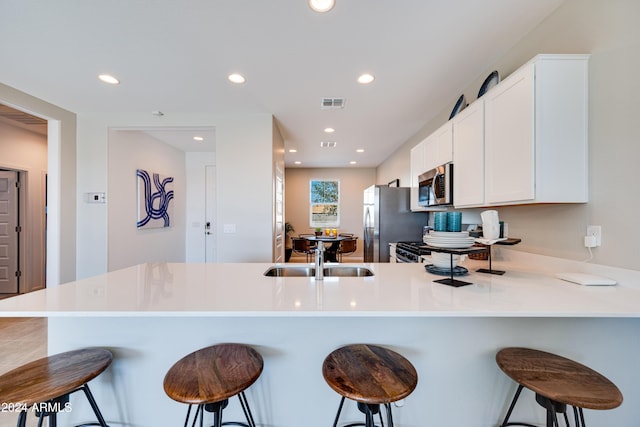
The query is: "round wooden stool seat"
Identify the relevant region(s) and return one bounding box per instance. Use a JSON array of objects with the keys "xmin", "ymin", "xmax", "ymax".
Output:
[
  {"xmin": 164, "ymin": 343, "xmax": 263, "ymax": 427},
  {"xmin": 496, "ymin": 347, "xmax": 622, "ymax": 427},
  {"xmin": 323, "ymin": 344, "xmax": 418, "ymax": 404},
  {"xmin": 323, "ymin": 344, "xmax": 417, "ymax": 427},
  {"xmin": 164, "ymin": 343, "xmax": 263, "ymax": 405},
  {"xmin": 0, "ymin": 348, "xmax": 112, "ymax": 427}
]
